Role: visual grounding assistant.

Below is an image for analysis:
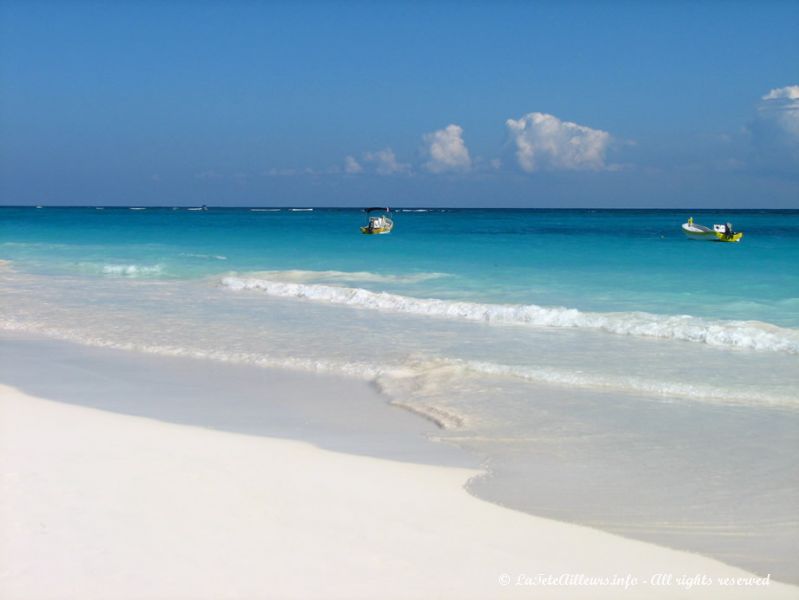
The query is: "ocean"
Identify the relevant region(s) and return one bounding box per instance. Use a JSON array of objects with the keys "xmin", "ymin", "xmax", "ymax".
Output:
[{"xmin": 2, "ymin": 206, "xmax": 798, "ymax": 580}]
